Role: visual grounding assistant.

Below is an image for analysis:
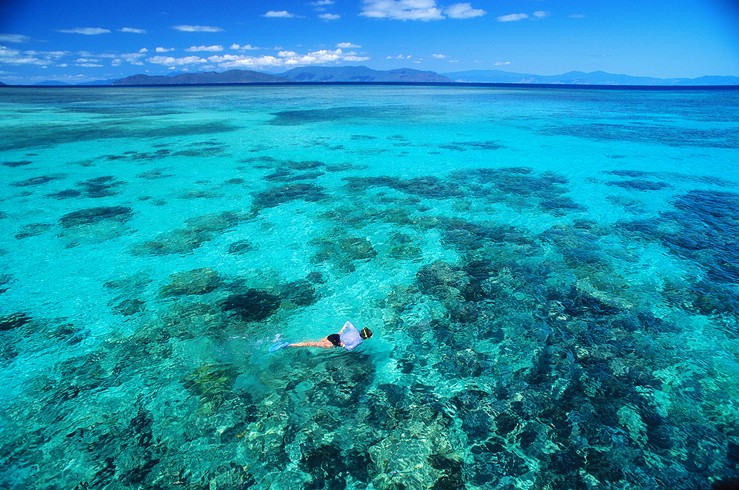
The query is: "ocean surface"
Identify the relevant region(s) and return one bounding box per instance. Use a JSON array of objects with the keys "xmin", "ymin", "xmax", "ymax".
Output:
[{"xmin": 1, "ymin": 84, "xmax": 738, "ymax": 489}]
